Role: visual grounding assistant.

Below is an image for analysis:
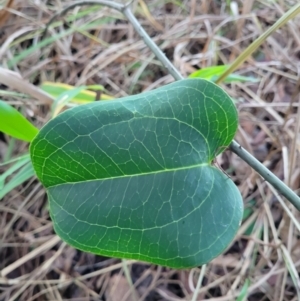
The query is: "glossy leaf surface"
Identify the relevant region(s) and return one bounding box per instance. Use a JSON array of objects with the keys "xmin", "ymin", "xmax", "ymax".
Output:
[{"xmin": 30, "ymin": 79, "xmax": 243, "ymax": 268}]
